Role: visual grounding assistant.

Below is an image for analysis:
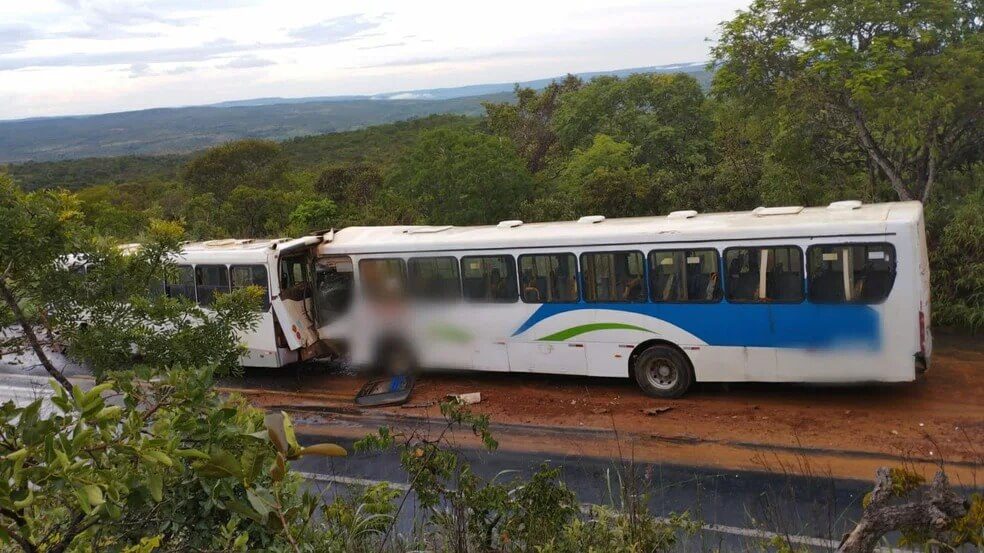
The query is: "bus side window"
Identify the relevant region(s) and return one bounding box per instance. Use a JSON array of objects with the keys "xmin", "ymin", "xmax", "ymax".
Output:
[
  {"xmin": 316, "ymin": 256, "xmax": 354, "ymax": 324},
  {"xmin": 195, "ymin": 264, "xmax": 230, "ymax": 307},
  {"xmin": 648, "ymin": 249, "xmax": 721, "ymax": 302},
  {"xmin": 724, "ymin": 246, "xmax": 803, "ymax": 303},
  {"xmin": 582, "ymin": 251, "xmax": 645, "ymax": 302},
  {"xmin": 518, "ymin": 253, "xmax": 578, "ymax": 303},
  {"xmin": 165, "ymin": 265, "xmax": 197, "ymax": 302},
  {"xmin": 460, "ymin": 255, "xmax": 518, "ymax": 303},
  {"xmin": 231, "ymin": 265, "xmax": 271, "ymax": 310},
  {"xmin": 359, "ymin": 258, "xmax": 407, "ymax": 301},
  {"xmin": 408, "ymin": 257, "xmax": 461, "ymax": 301},
  {"xmin": 807, "ymin": 243, "xmax": 896, "ymax": 304}
]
